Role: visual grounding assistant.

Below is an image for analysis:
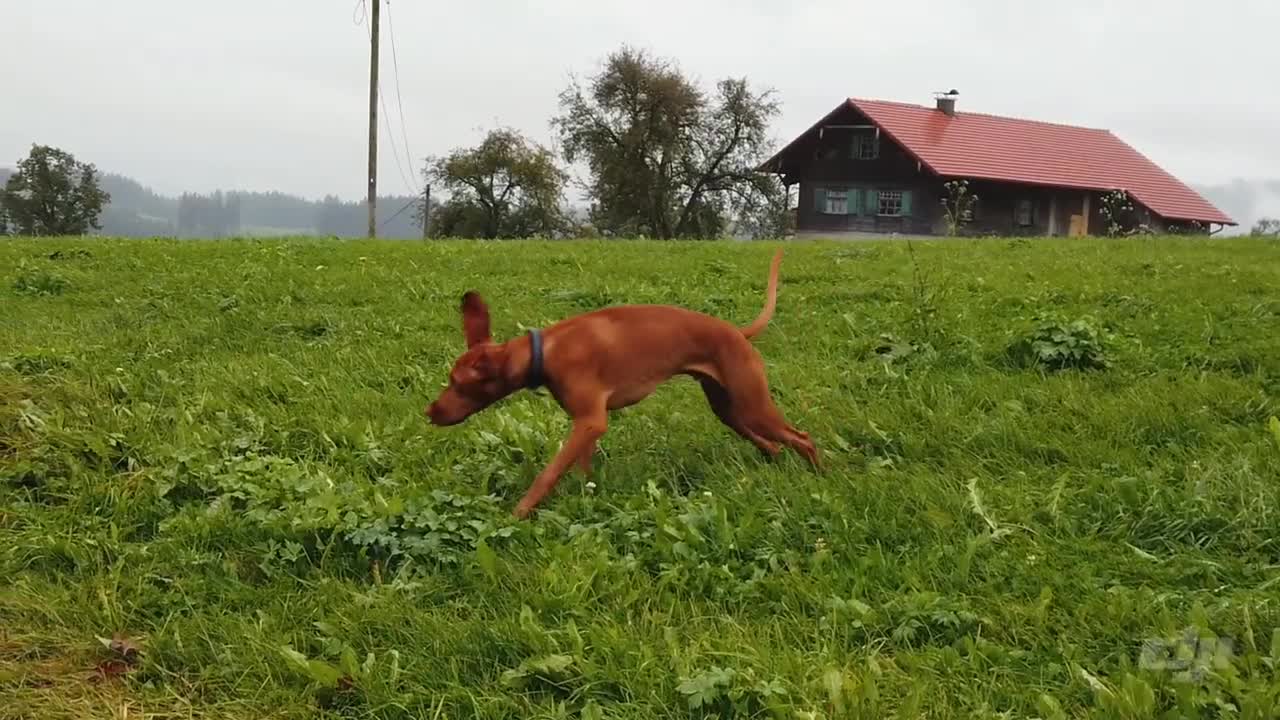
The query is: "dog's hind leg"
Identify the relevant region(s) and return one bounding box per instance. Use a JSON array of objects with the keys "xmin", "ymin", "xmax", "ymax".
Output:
[
  {"xmin": 699, "ymin": 378, "xmax": 780, "ymax": 457},
  {"xmin": 751, "ymin": 408, "xmax": 819, "ymax": 468},
  {"xmin": 716, "ymin": 360, "xmax": 820, "ymax": 468}
]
